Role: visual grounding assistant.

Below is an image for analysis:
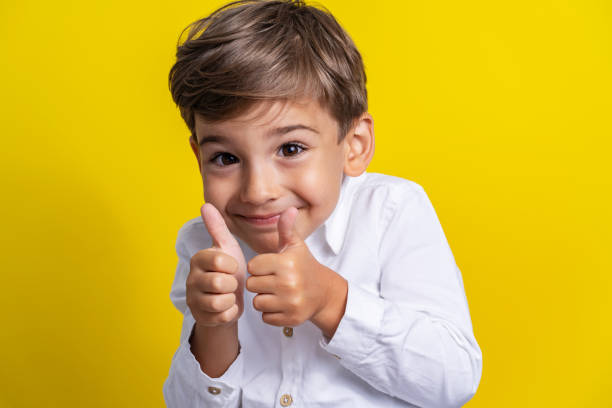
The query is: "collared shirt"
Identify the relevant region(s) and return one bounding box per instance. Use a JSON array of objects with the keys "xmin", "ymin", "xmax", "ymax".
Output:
[{"xmin": 163, "ymin": 172, "xmax": 482, "ymax": 408}]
